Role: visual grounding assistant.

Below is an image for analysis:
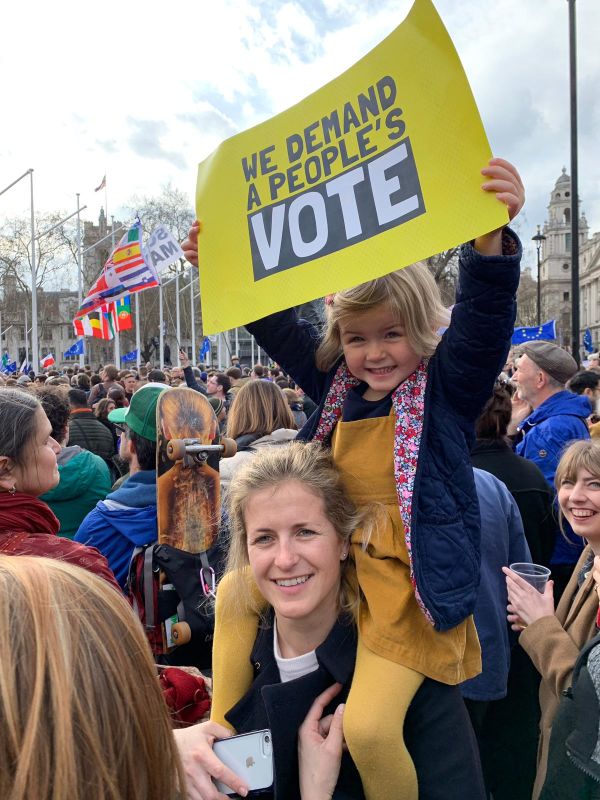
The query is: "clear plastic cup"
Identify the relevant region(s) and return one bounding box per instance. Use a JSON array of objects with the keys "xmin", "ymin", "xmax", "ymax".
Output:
[{"xmin": 509, "ymin": 562, "xmax": 551, "ymax": 593}]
